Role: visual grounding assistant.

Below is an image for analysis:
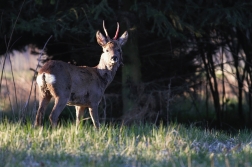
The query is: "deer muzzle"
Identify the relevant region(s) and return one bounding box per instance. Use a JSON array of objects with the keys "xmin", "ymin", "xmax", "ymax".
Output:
[{"xmin": 111, "ymin": 56, "xmax": 118, "ymax": 63}]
